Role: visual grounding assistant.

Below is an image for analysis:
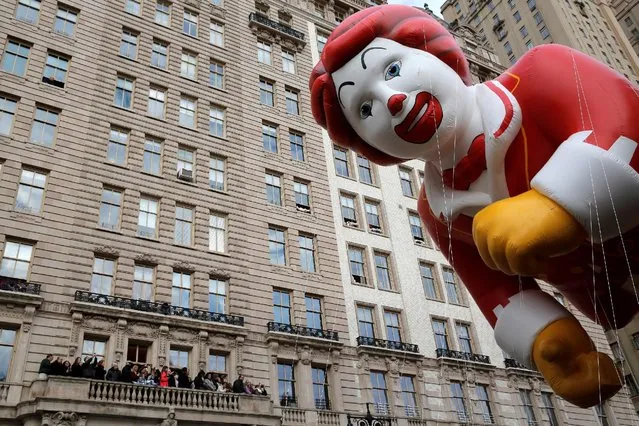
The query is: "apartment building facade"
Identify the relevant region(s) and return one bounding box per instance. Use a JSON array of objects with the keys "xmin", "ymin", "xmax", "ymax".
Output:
[
  {"xmin": 441, "ymin": 0, "xmax": 639, "ymax": 82},
  {"xmin": 612, "ymin": 0, "xmax": 639, "ymax": 56}
]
